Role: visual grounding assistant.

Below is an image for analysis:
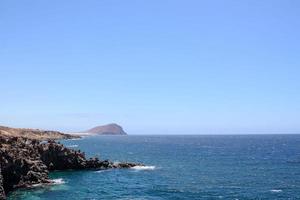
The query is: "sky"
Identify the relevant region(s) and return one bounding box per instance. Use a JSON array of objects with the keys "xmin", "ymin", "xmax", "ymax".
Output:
[{"xmin": 0, "ymin": 0, "xmax": 299, "ymax": 134}]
